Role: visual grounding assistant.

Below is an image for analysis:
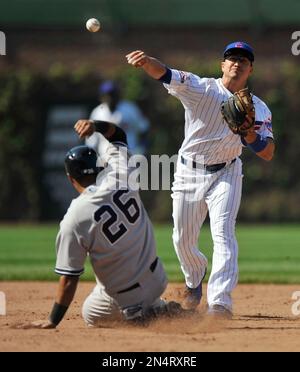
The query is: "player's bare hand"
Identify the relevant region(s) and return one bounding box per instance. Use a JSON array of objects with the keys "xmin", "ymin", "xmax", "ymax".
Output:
[
  {"xmin": 16, "ymin": 320, "xmax": 56, "ymax": 329},
  {"xmin": 126, "ymin": 50, "xmax": 149, "ymax": 67},
  {"xmin": 74, "ymin": 120, "xmax": 96, "ymax": 139}
]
